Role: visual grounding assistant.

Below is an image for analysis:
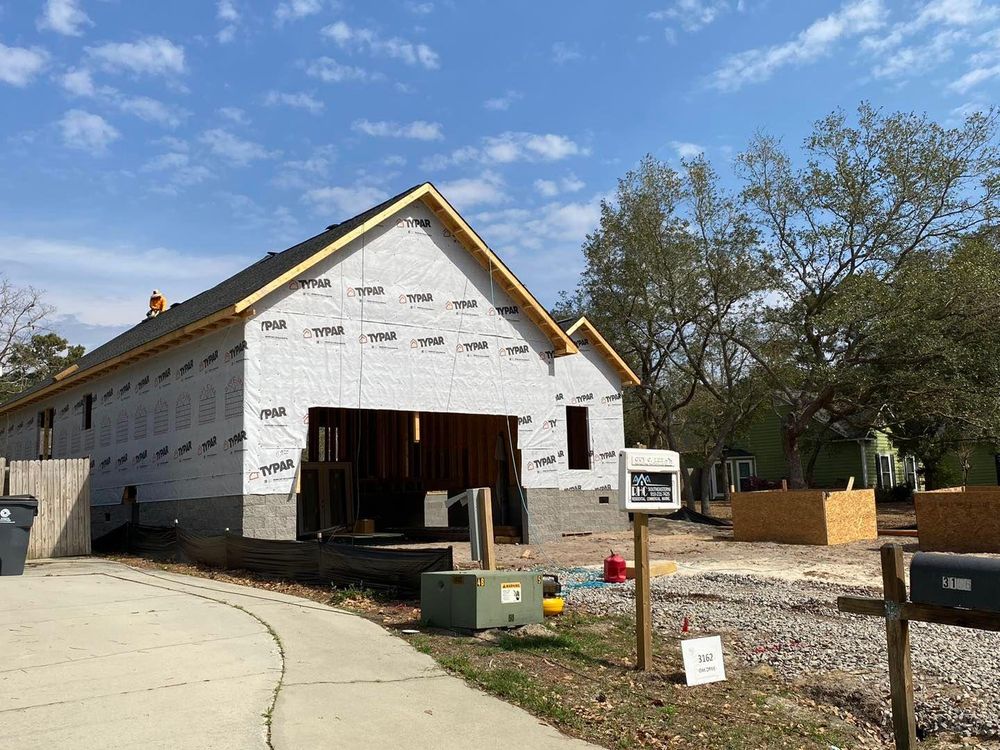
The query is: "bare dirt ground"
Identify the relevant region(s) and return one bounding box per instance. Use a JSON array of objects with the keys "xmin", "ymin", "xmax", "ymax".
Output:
[{"xmin": 401, "ymin": 503, "xmax": 923, "ymax": 588}]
